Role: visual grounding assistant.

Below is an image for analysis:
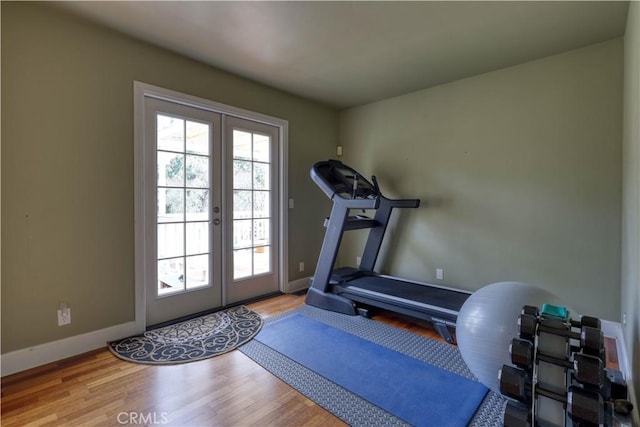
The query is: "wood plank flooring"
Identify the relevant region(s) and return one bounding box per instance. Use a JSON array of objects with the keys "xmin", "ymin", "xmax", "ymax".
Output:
[
  {"xmin": 3, "ymin": 293, "xmax": 619, "ymax": 426},
  {"xmin": 1, "ymin": 294, "xmax": 444, "ymax": 427}
]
